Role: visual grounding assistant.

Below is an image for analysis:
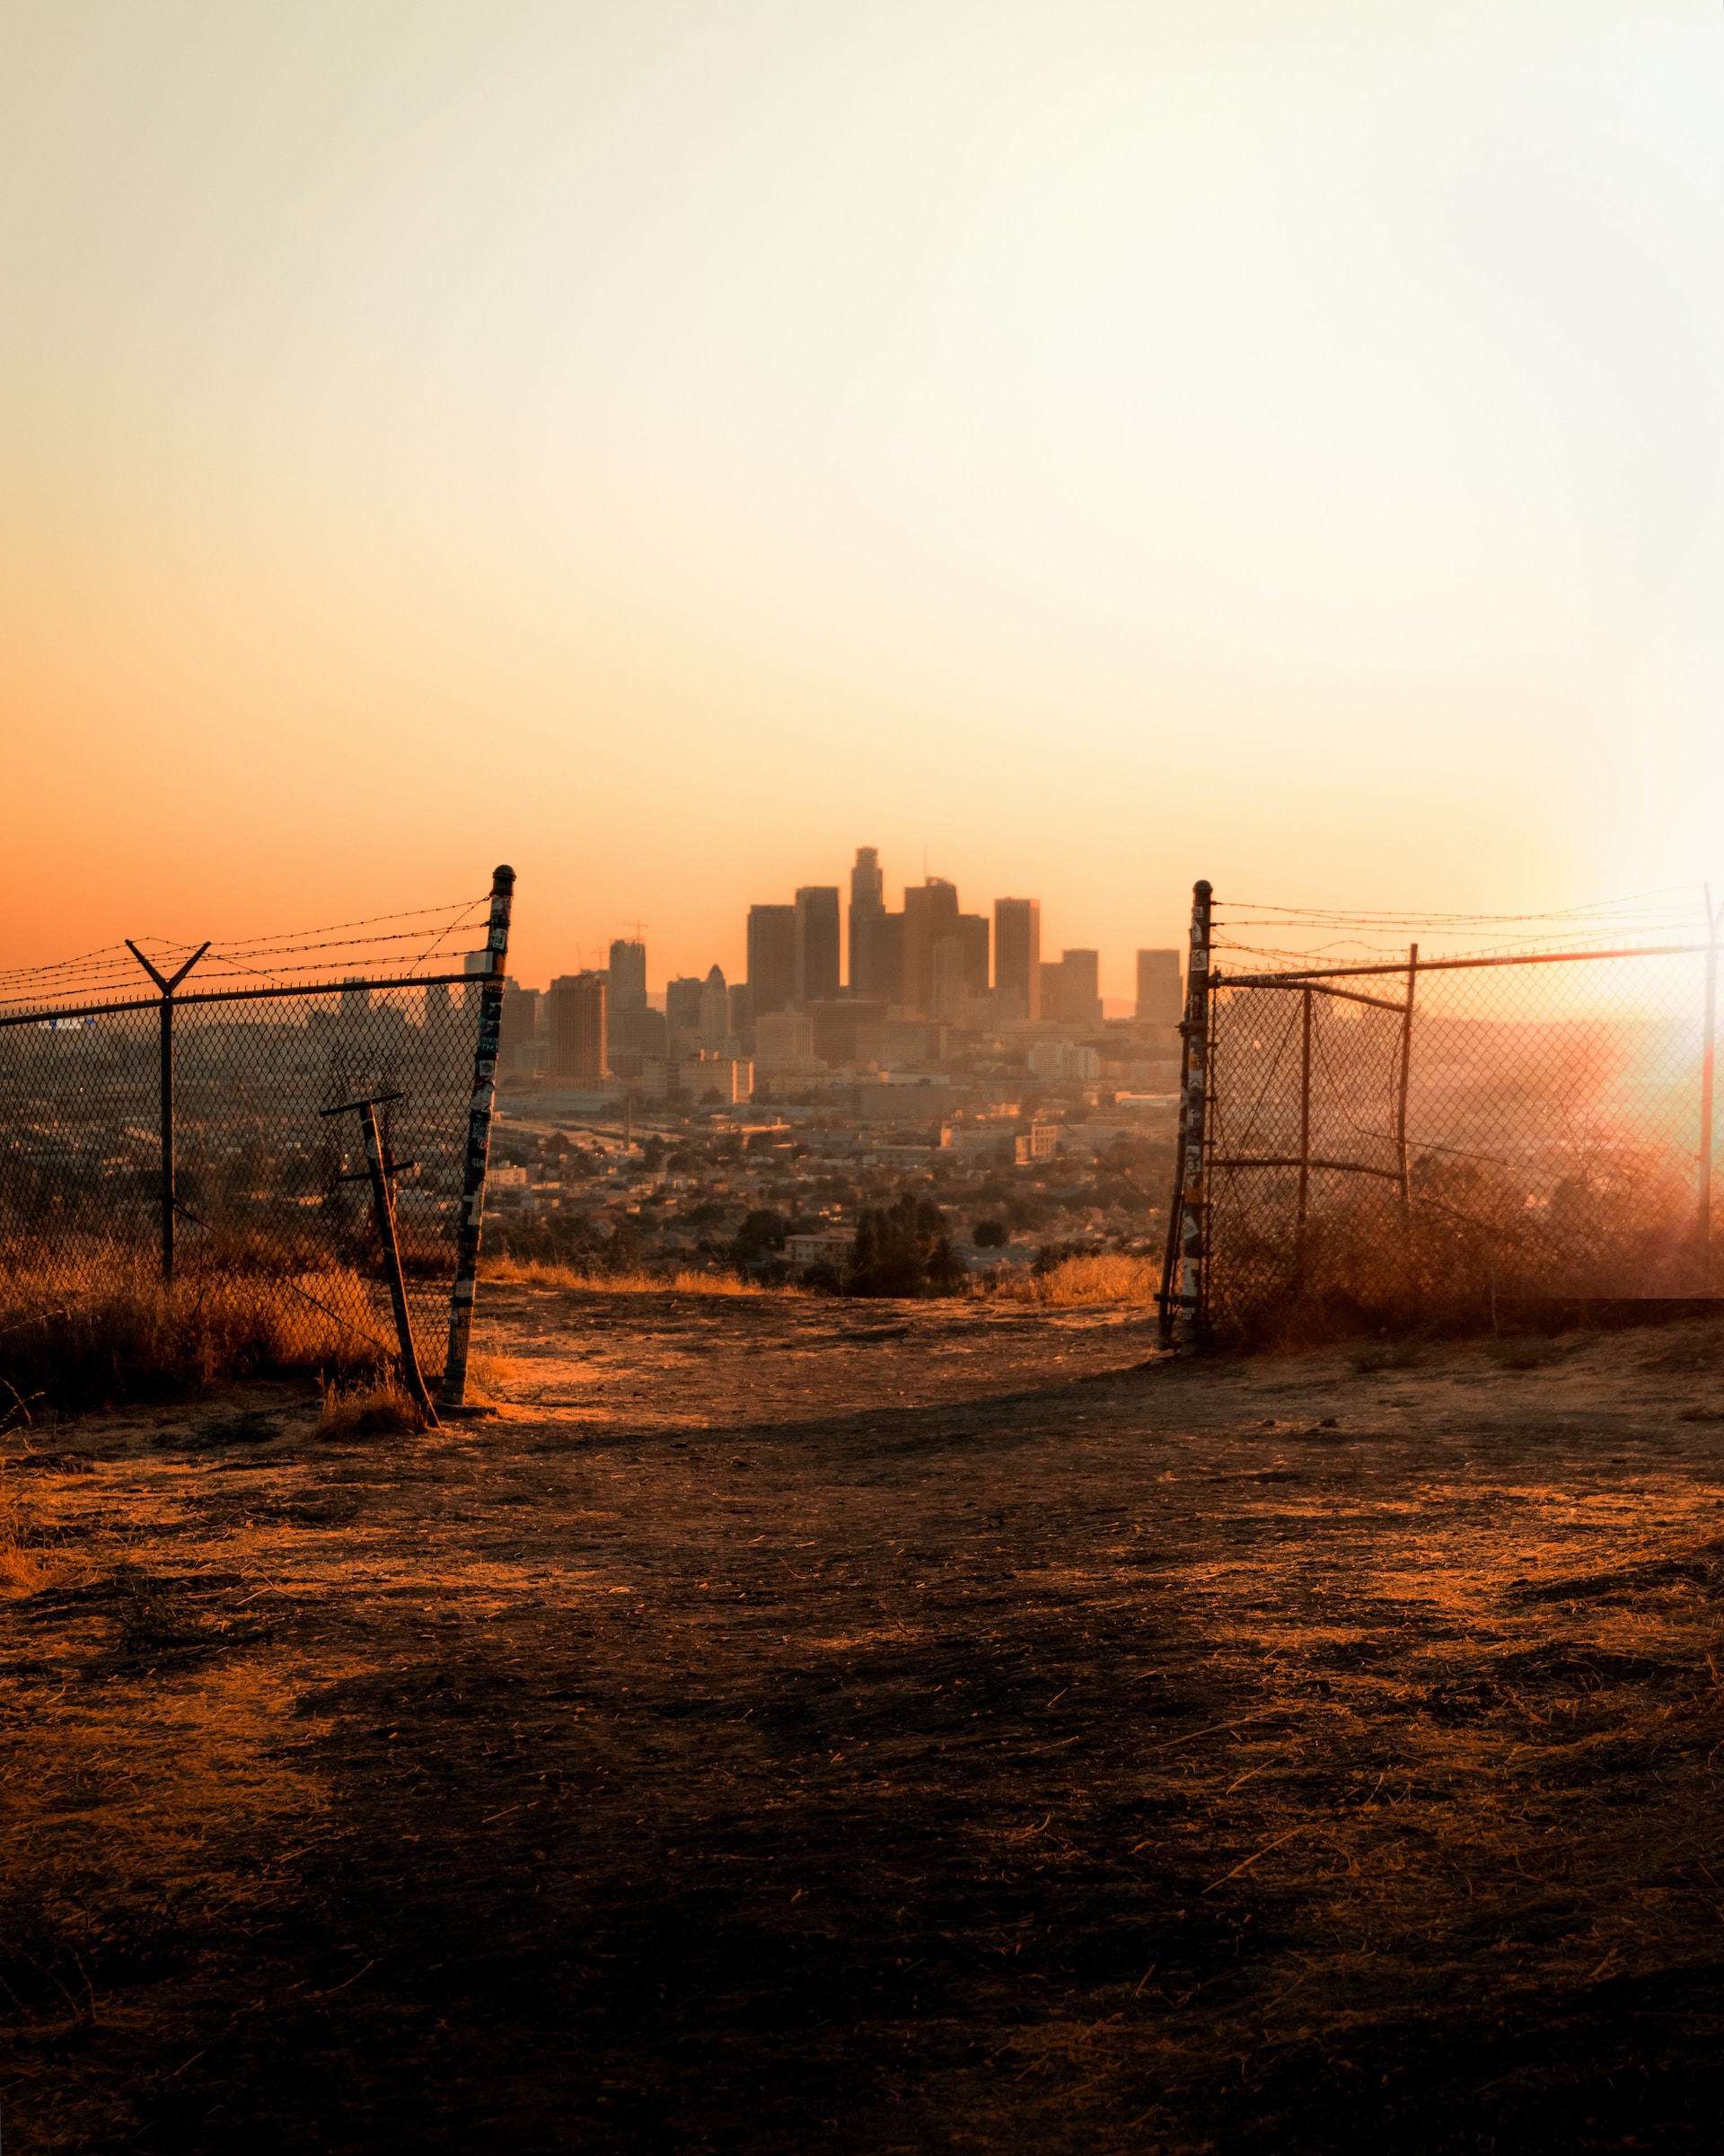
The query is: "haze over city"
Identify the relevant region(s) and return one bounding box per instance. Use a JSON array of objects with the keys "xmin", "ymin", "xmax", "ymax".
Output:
[{"xmin": 8, "ymin": 2, "xmax": 1724, "ymax": 986}]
